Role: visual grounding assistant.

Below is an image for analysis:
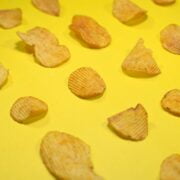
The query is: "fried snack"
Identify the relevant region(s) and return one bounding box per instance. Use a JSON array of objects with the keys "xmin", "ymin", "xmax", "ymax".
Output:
[
  {"xmin": 161, "ymin": 89, "xmax": 180, "ymax": 116},
  {"xmin": 153, "ymin": 0, "xmax": 175, "ymax": 5},
  {"xmin": 108, "ymin": 104, "xmax": 148, "ymax": 141},
  {"xmin": 160, "ymin": 24, "xmax": 180, "ymax": 54},
  {"xmin": 112, "ymin": 0, "xmax": 147, "ymax": 25},
  {"xmin": 160, "ymin": 154, "xmax": 180, "ymax": 180},
  {"xmin": 122, "ymin": 39, "xmax": 161, "ymax": 76},
  {"xmin": 10, "ymin": 96, "xmax": 48, "ymax": 123},
  {"xmin": 68, "ymin": 67, "xmax": 106, "ymax": 99},
  {"xmin": 0, "ymin": 8, "xmax": 22, "ymax": 29},
  {"xmin": 70, "ymin": 15, "xmax": 111, "ymax": 48},
  {"xmin": 0, "ymin": 64, "xmax": 8, "ymax": 88},
  {"xmin": 32, "ymin": 0, "xmax": 60, "ymax": 16},
  {"xmin": 40, "ymin": 131, "xmax": 103, "ymax": 180}
]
